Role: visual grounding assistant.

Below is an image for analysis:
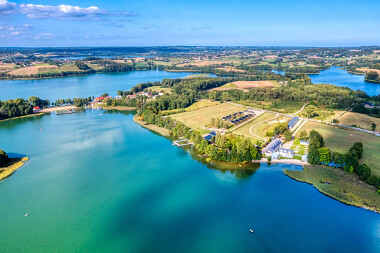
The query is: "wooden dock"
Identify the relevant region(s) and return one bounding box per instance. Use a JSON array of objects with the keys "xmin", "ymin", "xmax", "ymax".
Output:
[{"xmin": 172, "ymin": 139, "xmax": 193, "ymax": 147}]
